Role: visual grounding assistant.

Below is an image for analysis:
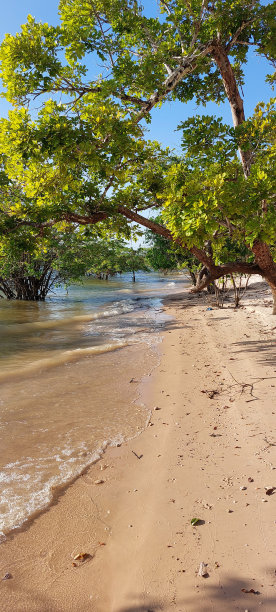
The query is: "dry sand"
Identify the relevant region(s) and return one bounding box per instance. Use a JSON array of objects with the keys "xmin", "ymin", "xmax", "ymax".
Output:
[{"xmin": 0, "ymin": 281, "xmax": 275, "ymax": 611}]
